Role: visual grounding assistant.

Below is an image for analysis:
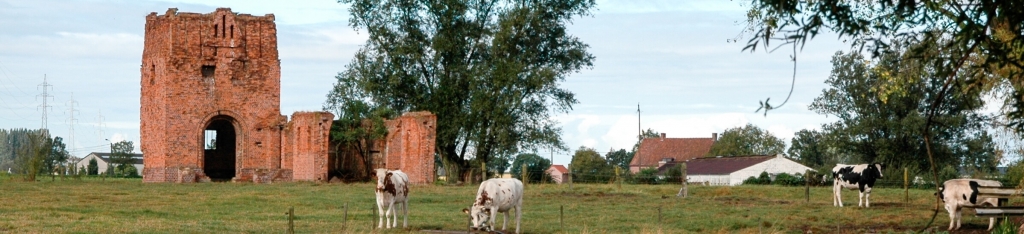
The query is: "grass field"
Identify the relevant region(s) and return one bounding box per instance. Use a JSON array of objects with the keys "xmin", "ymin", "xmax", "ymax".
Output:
[{"xmin": 0, "ymin": 174, "xmax": 1009, "ymax": 233}]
